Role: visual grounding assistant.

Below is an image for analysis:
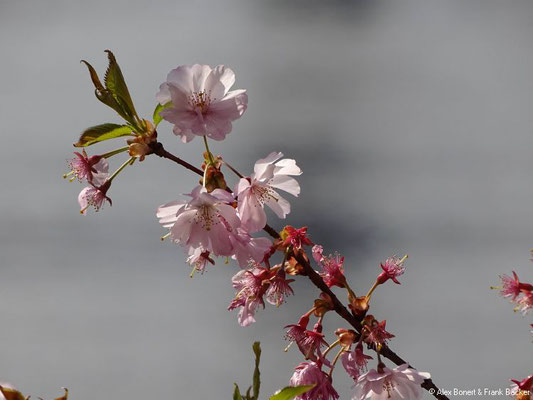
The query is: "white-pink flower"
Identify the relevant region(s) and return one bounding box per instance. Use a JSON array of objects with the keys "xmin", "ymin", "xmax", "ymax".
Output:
[
  {"xmin": 156, "ymin": 186, "xmax": 240, "ymax": 257},
  {"xmin": 228, "ymin": 266, "xmax": 269, "ymax": 327},
  {"xmin": 377, "ymin": 256, "xmax": 406, "ymax": 285},
  {"xmin": 353, "ymin": 364, "xmax": 430, "ymax": 400},
  {"xmin": 229, "ymin": 227, "xmax": 272, "ymax": 267},
  {"xmin": 156, "ymin": 64, "xmax": 248, "ymax": 142},
  {"xmin": 186, "ymin": 246, "xmax": 214, "ymax": 273},
  {"xmin": 65, "ymin": 150, "xmax": 108, "ymax": 184},
  {"xmin": 341, "ymin": 343, "xmax": 373, "ymax": 381},
  {"xmin": 78, "ymin": 181, "xmax": 111, "ymax": 215},
  {"xmin": 289, "ymin": 361, "xmax": 339, "ymax": 400},
  {"xmin": 266, "ymin": 270, "xmax": 294, "ymax": 306},
  {"xmin": 236, "ymin": 152, "xmax": 302, "ymax": 232}
]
